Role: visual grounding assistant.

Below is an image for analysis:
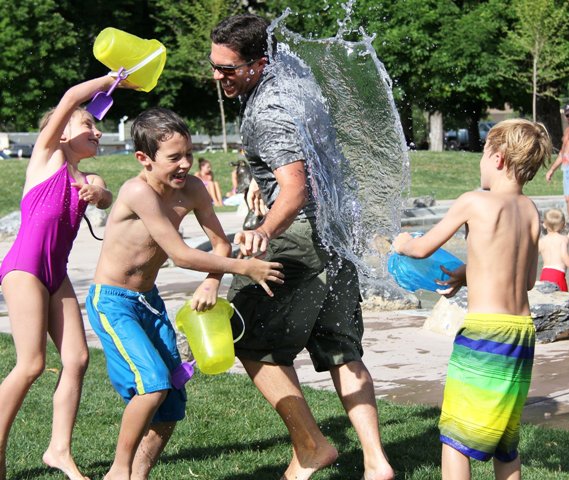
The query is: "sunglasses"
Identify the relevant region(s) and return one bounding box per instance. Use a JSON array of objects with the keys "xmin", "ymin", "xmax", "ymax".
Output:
[{"xmin": 208, "ymin": 57, "xmax": 258, "ymax": 76}]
